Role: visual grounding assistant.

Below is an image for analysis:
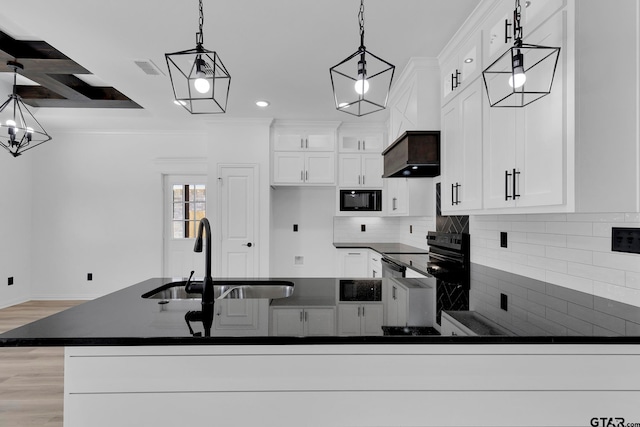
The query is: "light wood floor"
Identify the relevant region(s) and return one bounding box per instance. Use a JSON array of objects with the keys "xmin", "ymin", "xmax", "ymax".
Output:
[{"xmin": 0, "ymin": 301, "xmax": 83, "ymax": 427}]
